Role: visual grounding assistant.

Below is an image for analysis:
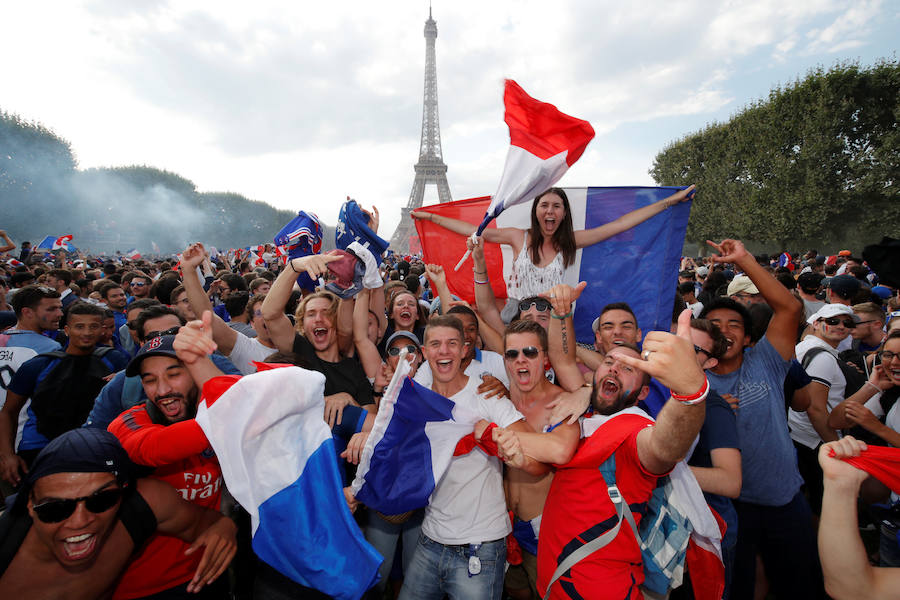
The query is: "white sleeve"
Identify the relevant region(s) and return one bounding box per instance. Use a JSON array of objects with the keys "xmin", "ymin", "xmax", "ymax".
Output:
[
  {"xmin": 864, "ymin": 392, "xmax": 884, "ymax": 419},
  {"xmin": 476, "ymin": 393, "xmax": 524, "ymax": 428}
]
